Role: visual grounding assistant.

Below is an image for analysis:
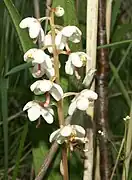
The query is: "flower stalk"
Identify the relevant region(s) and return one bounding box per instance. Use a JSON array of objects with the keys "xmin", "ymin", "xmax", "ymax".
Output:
[{"xmin": 50, "ymin": 9, "xmax": 69, "ymax": 180}]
